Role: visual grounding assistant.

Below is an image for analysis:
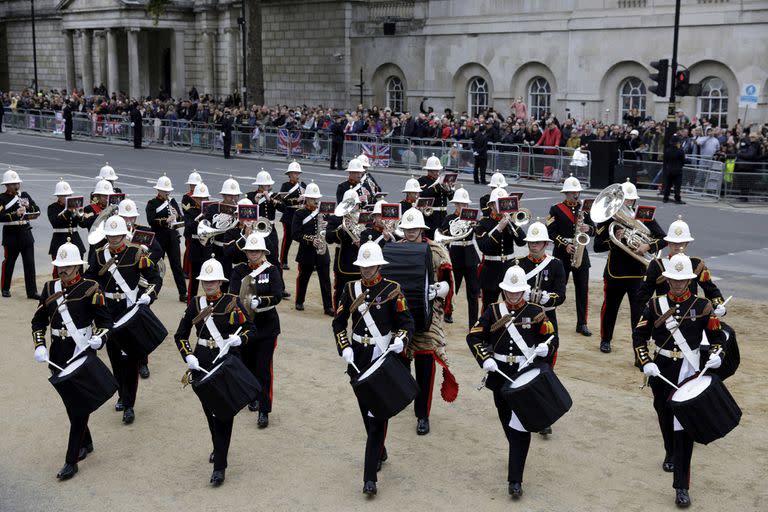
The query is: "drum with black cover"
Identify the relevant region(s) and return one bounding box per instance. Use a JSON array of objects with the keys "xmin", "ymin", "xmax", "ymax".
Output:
[
  {"xmin": 381, "ymin": 242, "xmax": 434, "ymax": 331},
  {"xmin": 192, "ymin": 355, "xmax": 260, "ymax": 420},
  {"xmin": 49, "ymin": 351, "xmax": 118, "ymax": 415},
  {"xmin": 351, "ymin": 352, "xmax": 419, "ymax": 419},
  {"xmin": 112, "ymin": 304, "xmax": 168, "ymax": 357},
  {"xmin": 669, "ymin": 373, "xmax": 741, "ymax": 444},
  {"xmin": 500, "ymin": 362, "xmax": 573, "ymax": 432}
]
